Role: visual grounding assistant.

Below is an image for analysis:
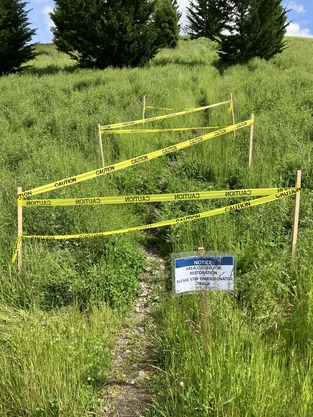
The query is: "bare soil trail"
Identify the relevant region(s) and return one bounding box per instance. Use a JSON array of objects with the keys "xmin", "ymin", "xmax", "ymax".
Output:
[{"xmin": 100, "ymin": 251, "xmax": 167, "ymax": 417}]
